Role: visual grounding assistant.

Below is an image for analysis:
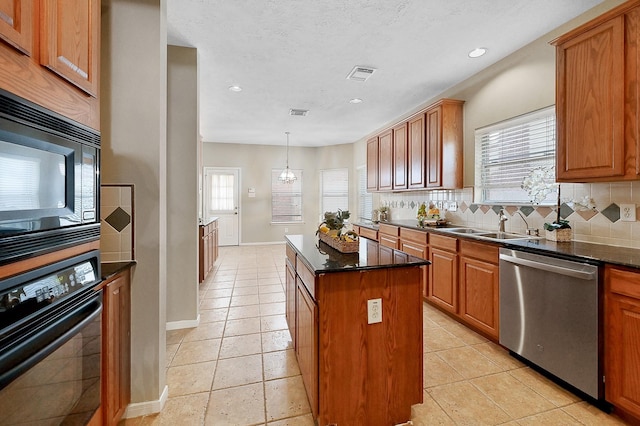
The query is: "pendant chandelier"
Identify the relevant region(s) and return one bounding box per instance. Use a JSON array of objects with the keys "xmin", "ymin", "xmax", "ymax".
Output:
[{"xmin": 278, "ymin": 131, "xmax": 297, "ymax": 183}]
